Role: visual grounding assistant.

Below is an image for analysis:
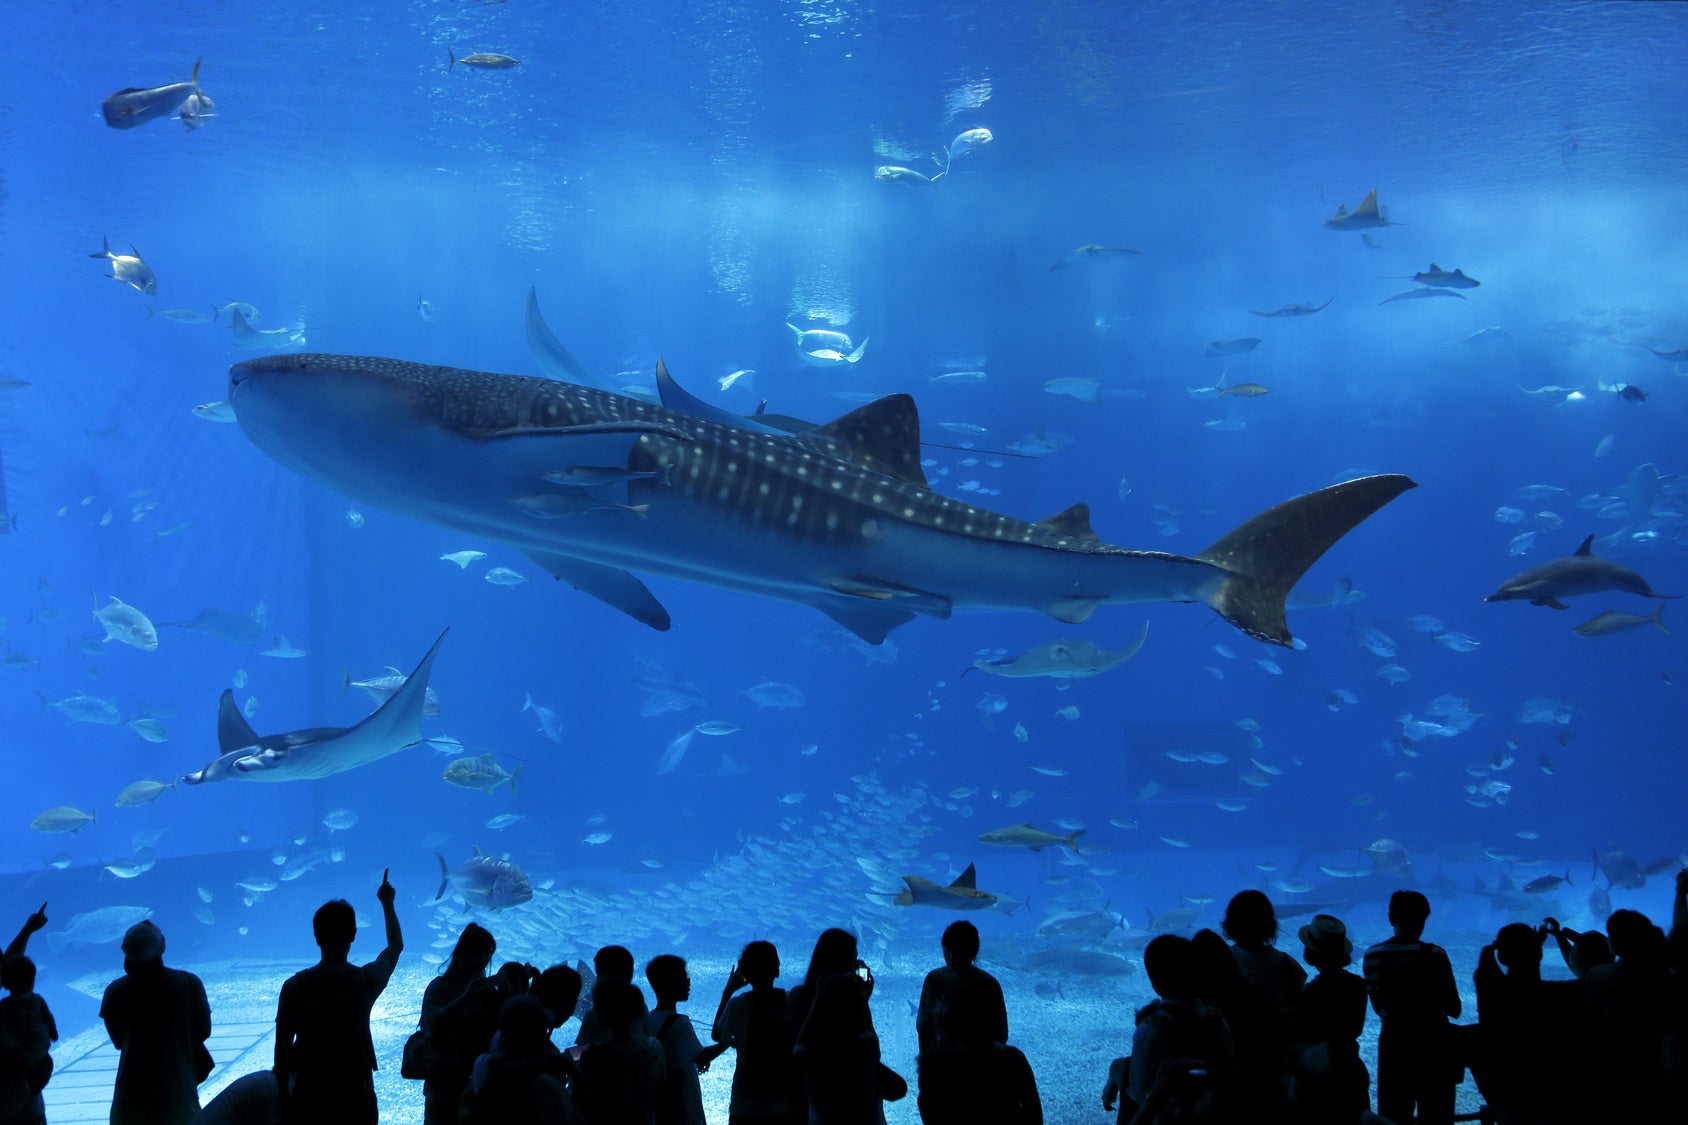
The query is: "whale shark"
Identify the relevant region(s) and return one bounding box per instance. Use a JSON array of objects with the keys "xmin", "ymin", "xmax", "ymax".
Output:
[
  {"xmin": 181, "ymin": 629, "xmax": 447, "ymax": 784},
  {"xmin": 227, "ymin": 354, "xmax": 1415, "ymax": 645}
]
